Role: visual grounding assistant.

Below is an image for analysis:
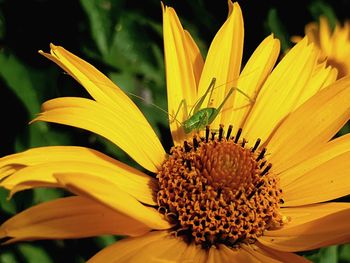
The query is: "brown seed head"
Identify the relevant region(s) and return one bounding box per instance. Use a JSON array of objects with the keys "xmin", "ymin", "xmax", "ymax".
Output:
[{"xmin": 157, "ymin": 128, "xmax": 284, "ymax": 248}]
